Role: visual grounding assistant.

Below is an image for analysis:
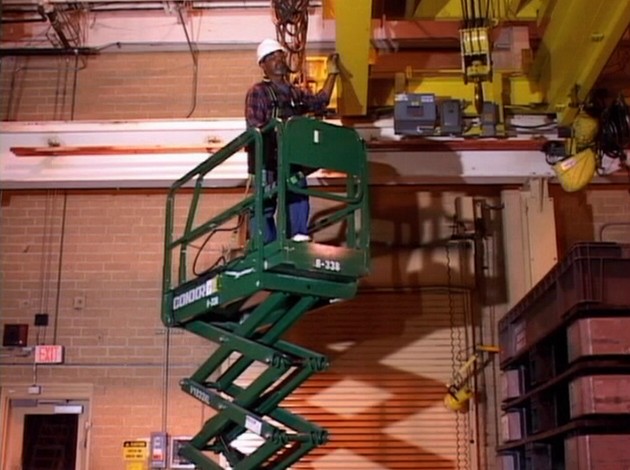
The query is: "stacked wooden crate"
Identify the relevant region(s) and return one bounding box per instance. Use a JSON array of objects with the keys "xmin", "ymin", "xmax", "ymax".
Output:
[{"xmin": 497, "ymin": 242, "xmax": 630, "ymax": 470}]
